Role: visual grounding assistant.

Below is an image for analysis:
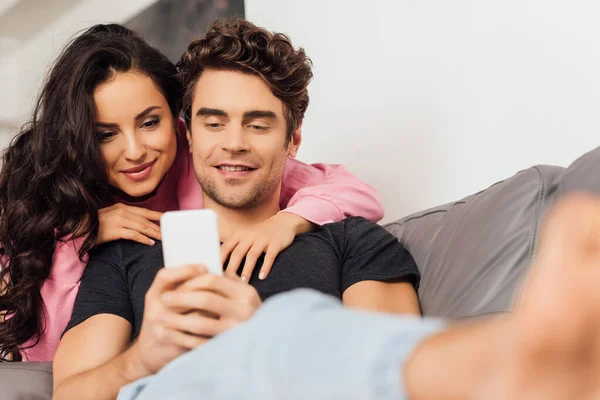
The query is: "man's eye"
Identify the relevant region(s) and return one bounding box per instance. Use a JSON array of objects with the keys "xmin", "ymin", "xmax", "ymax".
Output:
[
  {"xmin": 249, "ymin": 125, "xmax": 268, "ymax": 132},
  {"xmin": 205, "ymin": 123, "xmax": 223, "ymax": 130},
  {"xmin": 141, "ymin": 118, "xmax": 160, "ymax": 129},
  {"xmin": 96, "ymin": 132, "xmax": 116, "ymax": 142}
]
